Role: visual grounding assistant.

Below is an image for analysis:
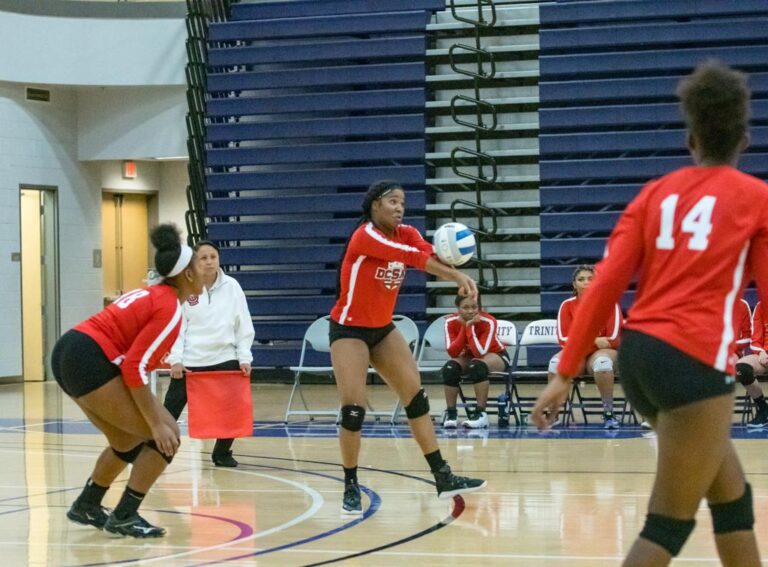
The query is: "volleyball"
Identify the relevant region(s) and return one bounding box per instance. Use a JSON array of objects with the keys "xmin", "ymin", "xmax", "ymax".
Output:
[{"xmin": 433, "ymin": 222, "xmax": 476, "ymax": 266}]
